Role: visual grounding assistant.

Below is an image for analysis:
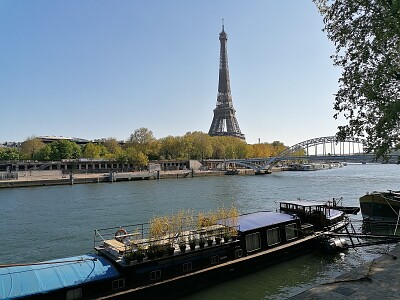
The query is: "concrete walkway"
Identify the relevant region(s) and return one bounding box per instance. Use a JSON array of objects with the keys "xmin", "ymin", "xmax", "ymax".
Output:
[{"xmin": 291, "ymin": 243, "xmax": 400, "ymax": 299}]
